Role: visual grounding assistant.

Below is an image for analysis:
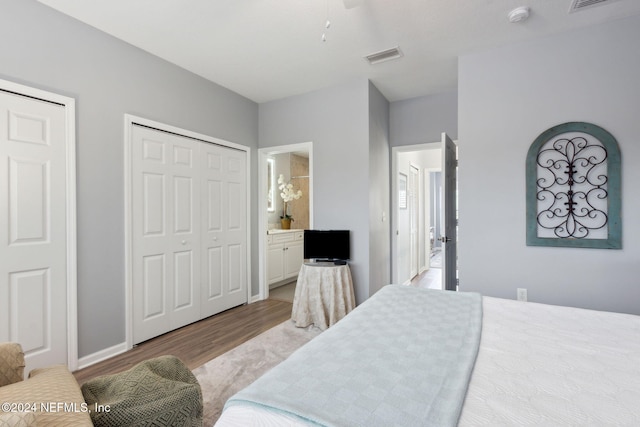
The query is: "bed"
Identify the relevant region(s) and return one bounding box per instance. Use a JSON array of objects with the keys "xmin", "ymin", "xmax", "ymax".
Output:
[{"xmin": 215, "ymin": 285, "xmax": 640, "ymax": 426}]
